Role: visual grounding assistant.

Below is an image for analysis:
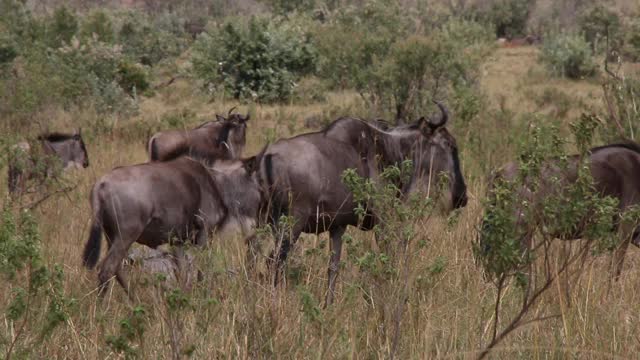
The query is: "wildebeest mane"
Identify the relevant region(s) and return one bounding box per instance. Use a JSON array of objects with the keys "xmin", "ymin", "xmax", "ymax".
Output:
[
  {"xmin": 216, "ymin": 121, "xmax": 234, "ymax": 145},
  {"xmin": 37, "ymin": 132, "xmax": 77, "ymax": 142},
  {"xmin": 195, "ymin": 120, "xmax": 216, "ymax": 129}
]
